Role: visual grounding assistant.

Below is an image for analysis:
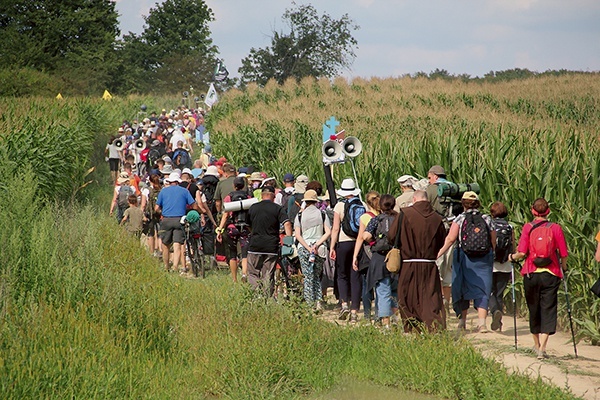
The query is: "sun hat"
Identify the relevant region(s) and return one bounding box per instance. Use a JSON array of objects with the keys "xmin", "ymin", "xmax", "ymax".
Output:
[
  {"xmin": 162, "ymin": 155, "xmax": 173, "ymax": 164},
  {"xmin": 117, "ymin": 172, "xmax": 130, "ymax": 185},
  {"xmin": 304, "ymin": 189, "xmax": 319, "ymax": 202},
  {"xmin": 412, "ymin": 178, "xmax": 430, "ymax": 191},
  {"xmin": 462, "ymin": 191, "xmax": 478, "ymax": 200},
  {"xmin": 294, "ymin": 174, "xmax": 309, "ymax": 194},
  {"xmin": 151, "ymin": 139, "xmax": 160, "ymax": 147},
  {"xmin": 318, "ymin": 190, "xmax": 331, "ymax": 202},
  {"xmin": 283, "ymin": 173, "xmax": 295, "ymax": 182},
  {"xmin": 249, "ymin": 172, "xmax": 264, "ymax": 182},
  {"xmin": 397, "ymin": 174, "xmax": 417, "ymax": 187},
  {"xmin": 181, "ymin": 168, "xmax": 193, "ymax": 177},
  {"xmin": 164, "ymin": 172, "xmax": 182, "ymax": 183},
  {"xmin": 336, "ymin": 178, "xmax": 361, "ymax": 197},
  {"xmin": 204, "ymin": 165, "xmax": 220, "ymax": 177},
  {"xmin": 261, "ymin": 177, "xmax": 276, "ymax": 187},
  {"xmin": 428, "ymin": 165, "xmax": 446, "ymax": 176},
  {"xmin": 160, "ymin": 164, "xmax": 174, "ymax": 175}
]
